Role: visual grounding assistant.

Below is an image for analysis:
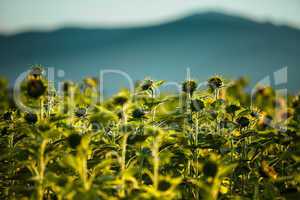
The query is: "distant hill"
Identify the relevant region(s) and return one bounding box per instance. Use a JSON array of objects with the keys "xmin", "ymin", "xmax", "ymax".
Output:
[{"xmin": 1, "ymin": 12, "xmax": 300, "ymax": 93}]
